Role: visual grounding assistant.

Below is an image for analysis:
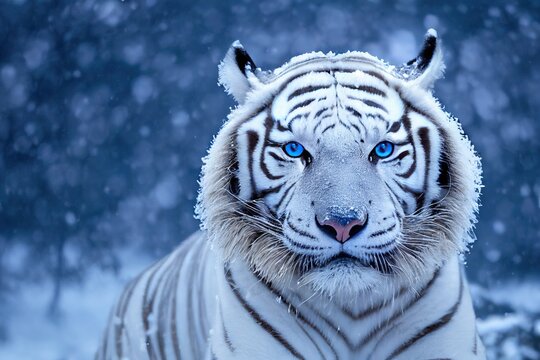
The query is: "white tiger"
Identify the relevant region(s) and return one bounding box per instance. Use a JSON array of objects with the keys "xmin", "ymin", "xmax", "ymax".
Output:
[{"xmin": 97, "ymin": 29, "xmax": 486, "ymax": 359}]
